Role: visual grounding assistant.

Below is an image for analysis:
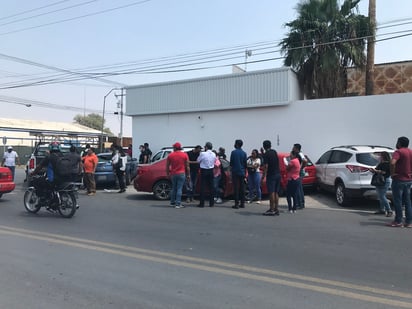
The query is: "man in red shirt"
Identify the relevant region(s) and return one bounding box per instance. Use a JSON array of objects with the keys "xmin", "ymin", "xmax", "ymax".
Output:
[
  {"xmin": 166, "ymin": 142, "xmax": 189, "ymax": 208},
  {"xmin": 388, "ymin": 136, "xmax": 412, "ymax": 227}
]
